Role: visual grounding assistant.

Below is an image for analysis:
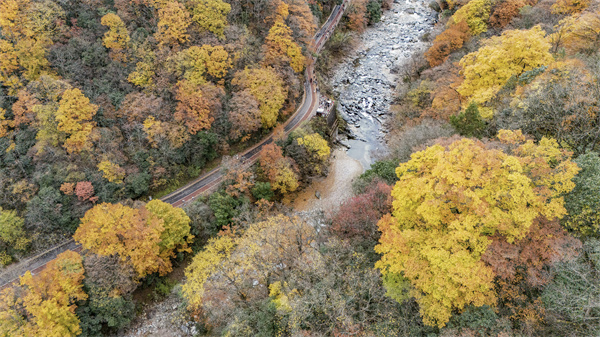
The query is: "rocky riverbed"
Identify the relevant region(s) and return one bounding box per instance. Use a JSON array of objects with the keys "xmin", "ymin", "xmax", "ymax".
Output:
[{"xmin": 333, "ymin": 0, "xmax": 437, "ymax": 169}]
